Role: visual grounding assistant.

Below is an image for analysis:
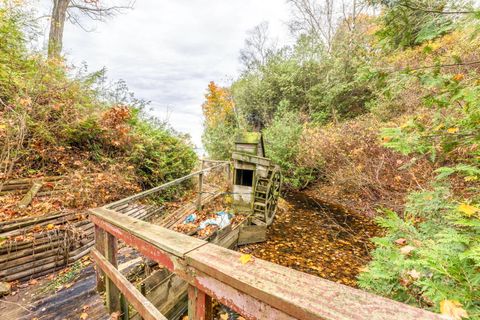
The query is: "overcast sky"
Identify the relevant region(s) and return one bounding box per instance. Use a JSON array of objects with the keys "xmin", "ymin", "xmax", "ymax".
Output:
[{"xmin": 37, "ymin": 0, "xmax": 292, "ymax": 151}]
